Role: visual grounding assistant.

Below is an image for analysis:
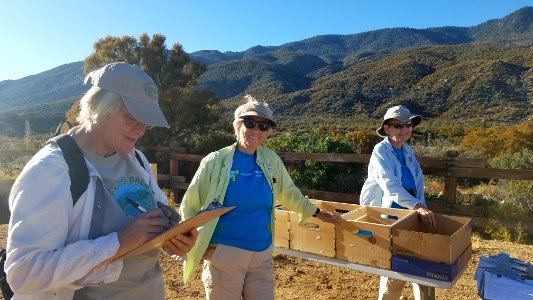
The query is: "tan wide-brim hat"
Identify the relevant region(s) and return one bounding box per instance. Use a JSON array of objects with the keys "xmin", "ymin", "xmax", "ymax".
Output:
[
  {"xmin": 85, "ymin": 62, "xmax": 169, "ymax": 128},
  {"xmin": 376, "ymin": 105, "xmax": 422, "ymax": 138}
]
